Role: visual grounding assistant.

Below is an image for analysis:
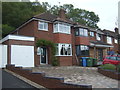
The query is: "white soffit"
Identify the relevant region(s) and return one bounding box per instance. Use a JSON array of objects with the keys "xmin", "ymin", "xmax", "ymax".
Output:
[{"xmin": 0, "ymin": 35, "xmax": 34, "ymax": 43}]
